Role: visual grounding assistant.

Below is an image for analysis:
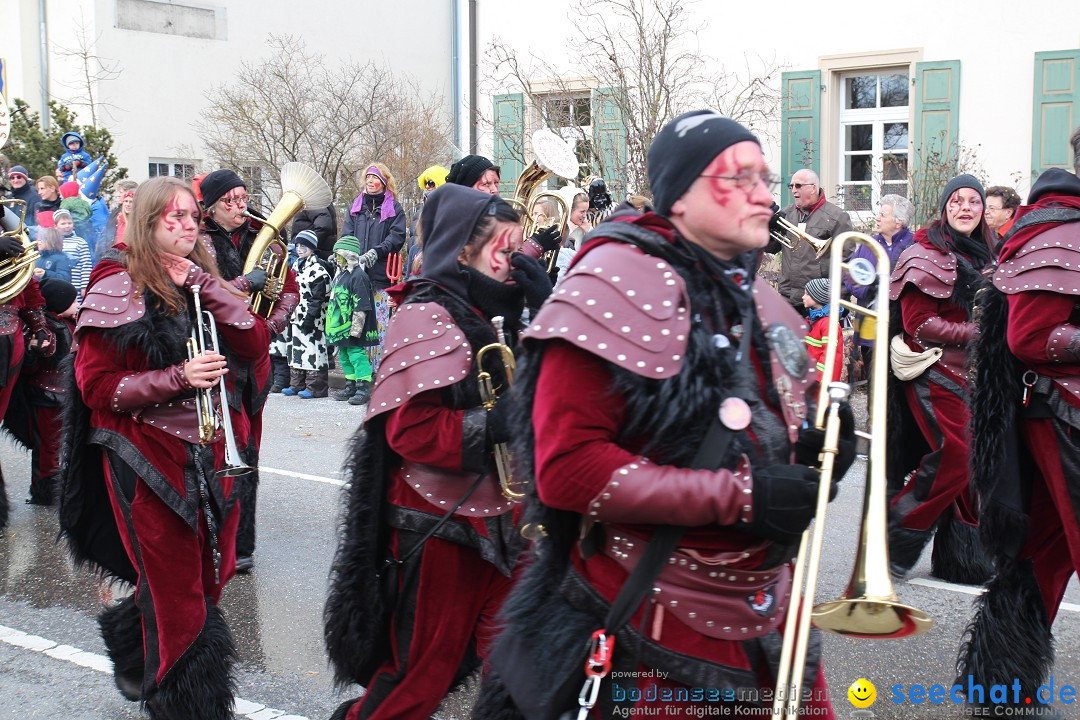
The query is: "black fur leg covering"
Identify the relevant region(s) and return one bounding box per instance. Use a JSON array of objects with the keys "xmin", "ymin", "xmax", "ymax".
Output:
[
  {"xmin": 329, "ymin": 697, "xmax": 360, "ymax": 720},
  {"xmin": 0, "ymin": 466, "xmax": 9, "ymax": 531},
  {"xmin": 472, "ymin": 670, "xmax": 526, "ymax": 720},
  {"xmin": 888, "ymin": 522, "xmax": 933, "ymax": 577},
  {"xmin": 234, "ymin": 449, "xmax": 259, "ymax": 557},
  {"xmin": 956, "ymin": 559, "xmax": 1054, "ymax": 708},
  {"xmin": 145, "ymin": 601, "xmax": 237, "ymax": 720},
  {"xmin": 931, "ymin": 514, "xmax": 995, "ymax": 585},
  {"xmin": 99, "ymin": 596, "xmax": 146, "ymax": 701}
]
